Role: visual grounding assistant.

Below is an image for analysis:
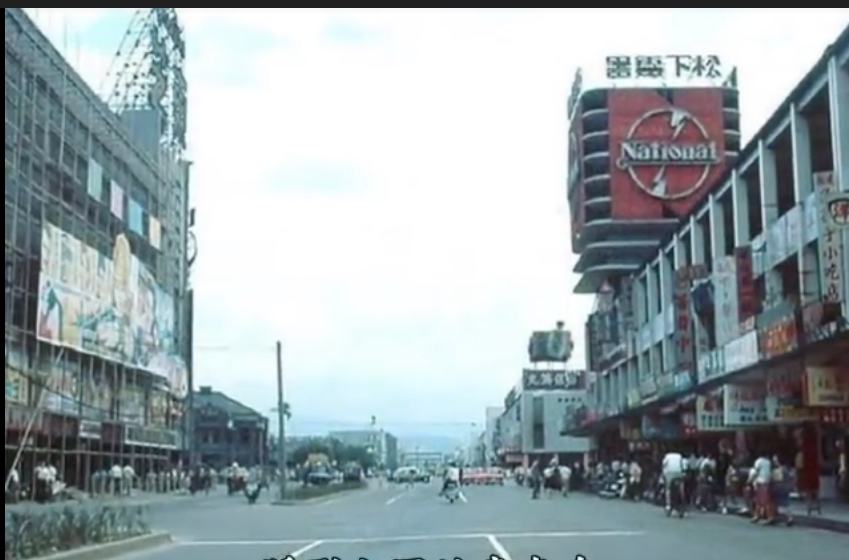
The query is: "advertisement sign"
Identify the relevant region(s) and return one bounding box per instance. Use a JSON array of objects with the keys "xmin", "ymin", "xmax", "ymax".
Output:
[
  {"xmin": 527, "ymin": 327, "xmax": 573, "ymax": 362},
  {"xmin": 673, "ymin": 267, "xmax": 694, "ymax": 372},
  {"xmin": 697, "ymin": 348, "xmax": 724, "ymax": 383},
  {"xmin": 713, "ymin": 255, "xmax": 739, "ymax": 346},
  {"xmin": 823, "ymin": 191, "xmax": 849, "ymax": 228},
  {"xmin": 608, "ymin": 88, "xmax": 726, "ymax": 219},
  {"xmin": 814, "ymin": 171, "xmax": 844, "ymax": 302},
  {"xmin": 722, "ymin": 330, "xmax": 758, "ymax": 373},
  {"xmin": 36, "ymin": 225, "xmax": 187, "ymax": 396},
  {"xmin": 5, "ymin": 346, "xmax": 29, "ymax": 404},
  {"xmin": 802, "ymin": 300, "xmax": 844, "ymax": 343},
  {"xmin": 41, "ymin": 359, "xmax": 80, "ymax": 415},
  {"xmin": 79, "ymin": 369, "xmax": 114, "ymax": 421},
  {"xmin": 757, "ymin": 302, "xmax": 799, "ymax": 360},
  {"xmin": 695, "ymin": 391, "xmax": 726, "ymax": 430},
  {"xmin": 803, "ymin": 367, "xmax": 848, "ymax": 406},
  {"xmin": 723, "ymin": 383, "xmax": 768, "ymax": 425},
  {"xmin": 125, "ymin": 425, "xmax": 177, "ymax": 448},
  {"xmin": 603, "ymin": 54, "xmax": 730, "ymax": 86},
  {"xmin": 522, "ymin": 369, "xmax": 583, "ymax": 390},
  {"xmin": 734, "ymin": 246, "xmax": 756, "ymax": 325},
  {"xmin": 766, "ymin": 371, "xmax": 815, "ymax": 422},
  {"xmin": 640, "ymin": 414, "xmax": 680, "ymax": 438}
]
